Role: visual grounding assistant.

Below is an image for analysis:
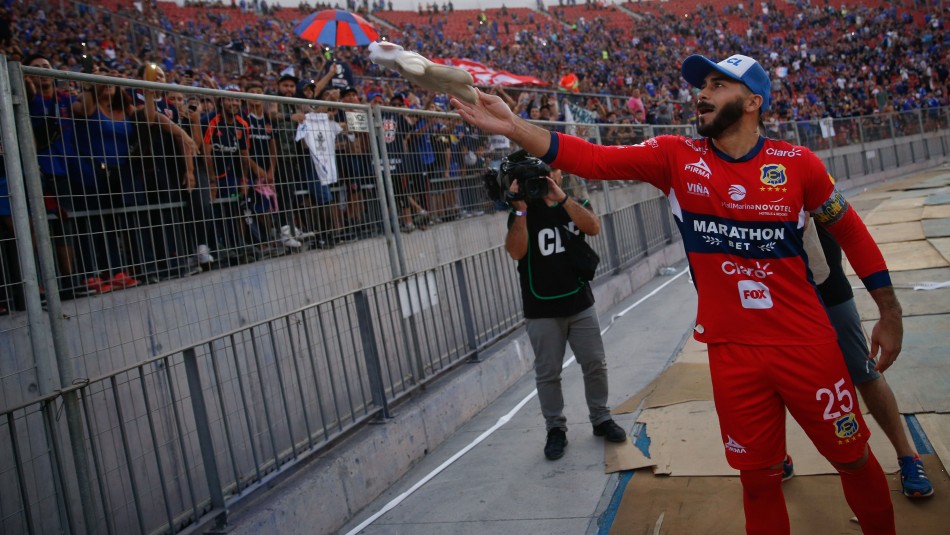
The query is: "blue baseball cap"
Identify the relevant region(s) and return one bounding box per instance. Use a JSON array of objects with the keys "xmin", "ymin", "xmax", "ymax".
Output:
[{"xmin": 681, "ymin": 54, "xmax": 771, "ymax": 111}]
